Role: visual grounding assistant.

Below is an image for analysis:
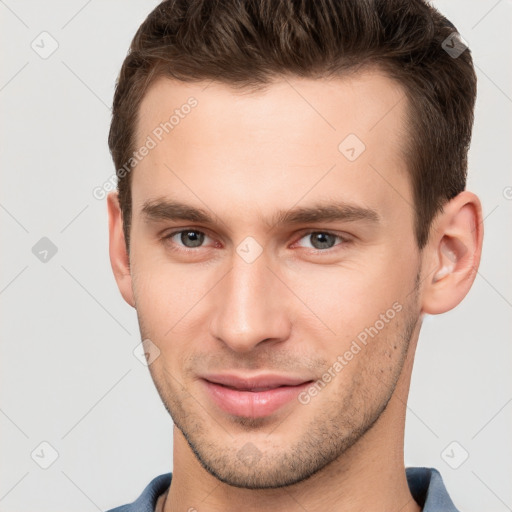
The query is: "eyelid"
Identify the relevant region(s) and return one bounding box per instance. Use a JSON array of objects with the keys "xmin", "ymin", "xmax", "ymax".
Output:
[
  {"xmin": 292, "ymin": 229, "xmax": 350, "ymax": 250},
  {"xmin": 162, "ymin": 228, "xmax": 217, "ymax": 250},
  {"xmin": 162, "ymin": 227, "xmax": 351, "ymax": 252}
]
